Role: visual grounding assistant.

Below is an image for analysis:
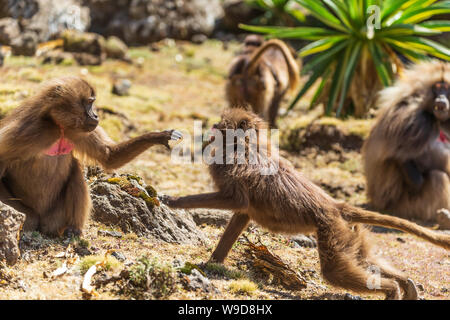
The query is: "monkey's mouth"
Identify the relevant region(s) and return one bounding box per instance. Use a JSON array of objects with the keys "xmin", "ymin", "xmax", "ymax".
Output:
[{"xmin": 84, "ymin": 122, "xmax": 98, "ymax": 132}]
